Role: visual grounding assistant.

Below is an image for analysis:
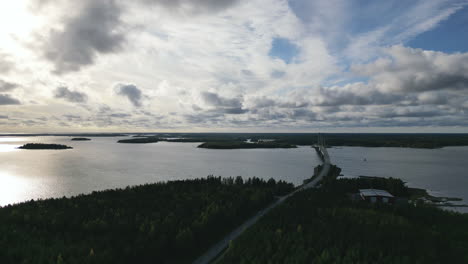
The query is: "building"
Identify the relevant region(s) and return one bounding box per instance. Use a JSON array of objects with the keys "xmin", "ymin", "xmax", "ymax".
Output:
[{"xmin": 359, "ymin": 189, "xmax": 394, "ymax": 204}]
